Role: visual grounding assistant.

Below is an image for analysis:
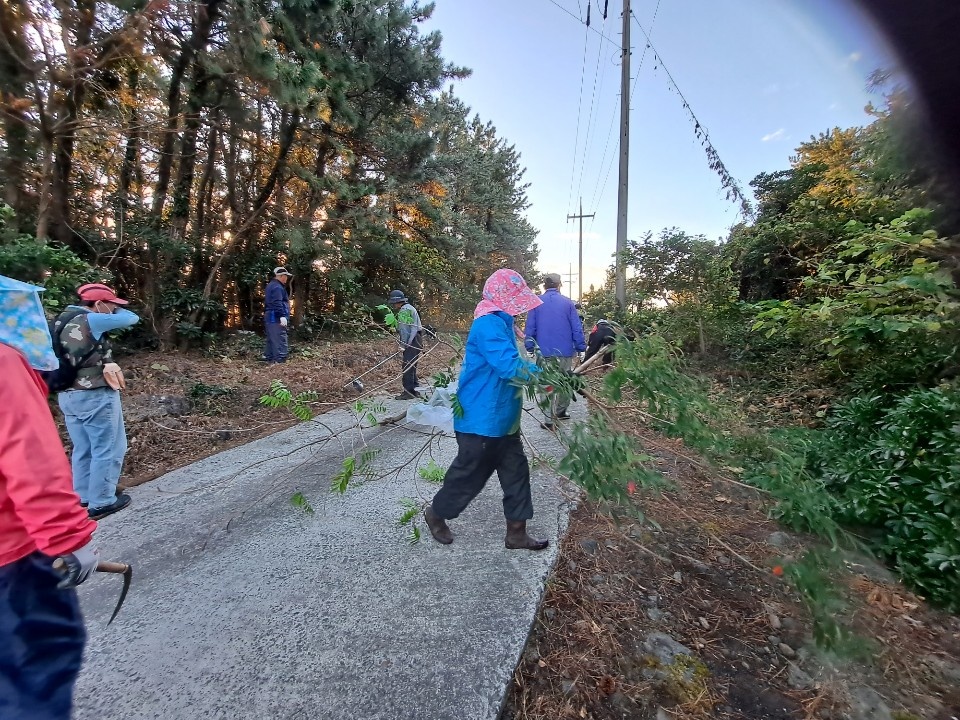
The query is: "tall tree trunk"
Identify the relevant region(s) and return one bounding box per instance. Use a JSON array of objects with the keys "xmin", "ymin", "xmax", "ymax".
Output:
[
  {"xmin": 151, "ymin": 0, "xmax": 223, "ymax": 218},
  {"xmin": 48, "ymin": 0, "xmax": 96, "ymax": 248},
  {"xmin": 170, "ymin": 77, "xmax": 220, "ymax": 240},
  {"xmin": 0, "ymin": 2, "xmax": 34, "ymax": 221},
  {"xmin": 195, "ymin": 120, "xmax": 219, "ymax": 242},
  {"xmin": 195, "ymin": 111, "xmax": 301, "ymax": 320},
  {"xmin": 117, "ymin": 66, "xmax": 142, "ymax": 224}
]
